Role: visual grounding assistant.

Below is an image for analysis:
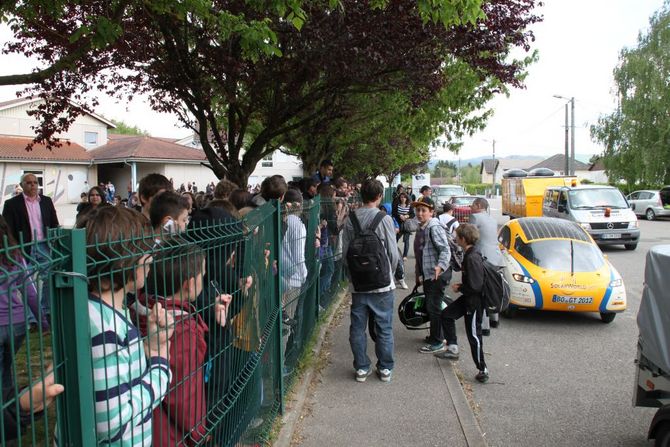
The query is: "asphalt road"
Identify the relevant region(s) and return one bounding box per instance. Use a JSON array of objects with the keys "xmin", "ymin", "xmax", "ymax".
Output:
[{"xmin": 470, "ymin": 199, "xmax": 670, "ymax": 447}]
